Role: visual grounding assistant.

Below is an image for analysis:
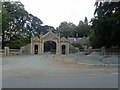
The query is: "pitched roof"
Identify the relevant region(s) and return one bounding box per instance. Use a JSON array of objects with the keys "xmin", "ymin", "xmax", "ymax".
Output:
[
  {"xmin": 42, "ymin": 30, "xmax": 58, "ymax": 39},
  {"xmin": 61, "ymin": 37, "xmax": 68, "ymax": 42},
  {"xmin": 32, "ymin": 37, "xmax": 40, "ymax": 42}
]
